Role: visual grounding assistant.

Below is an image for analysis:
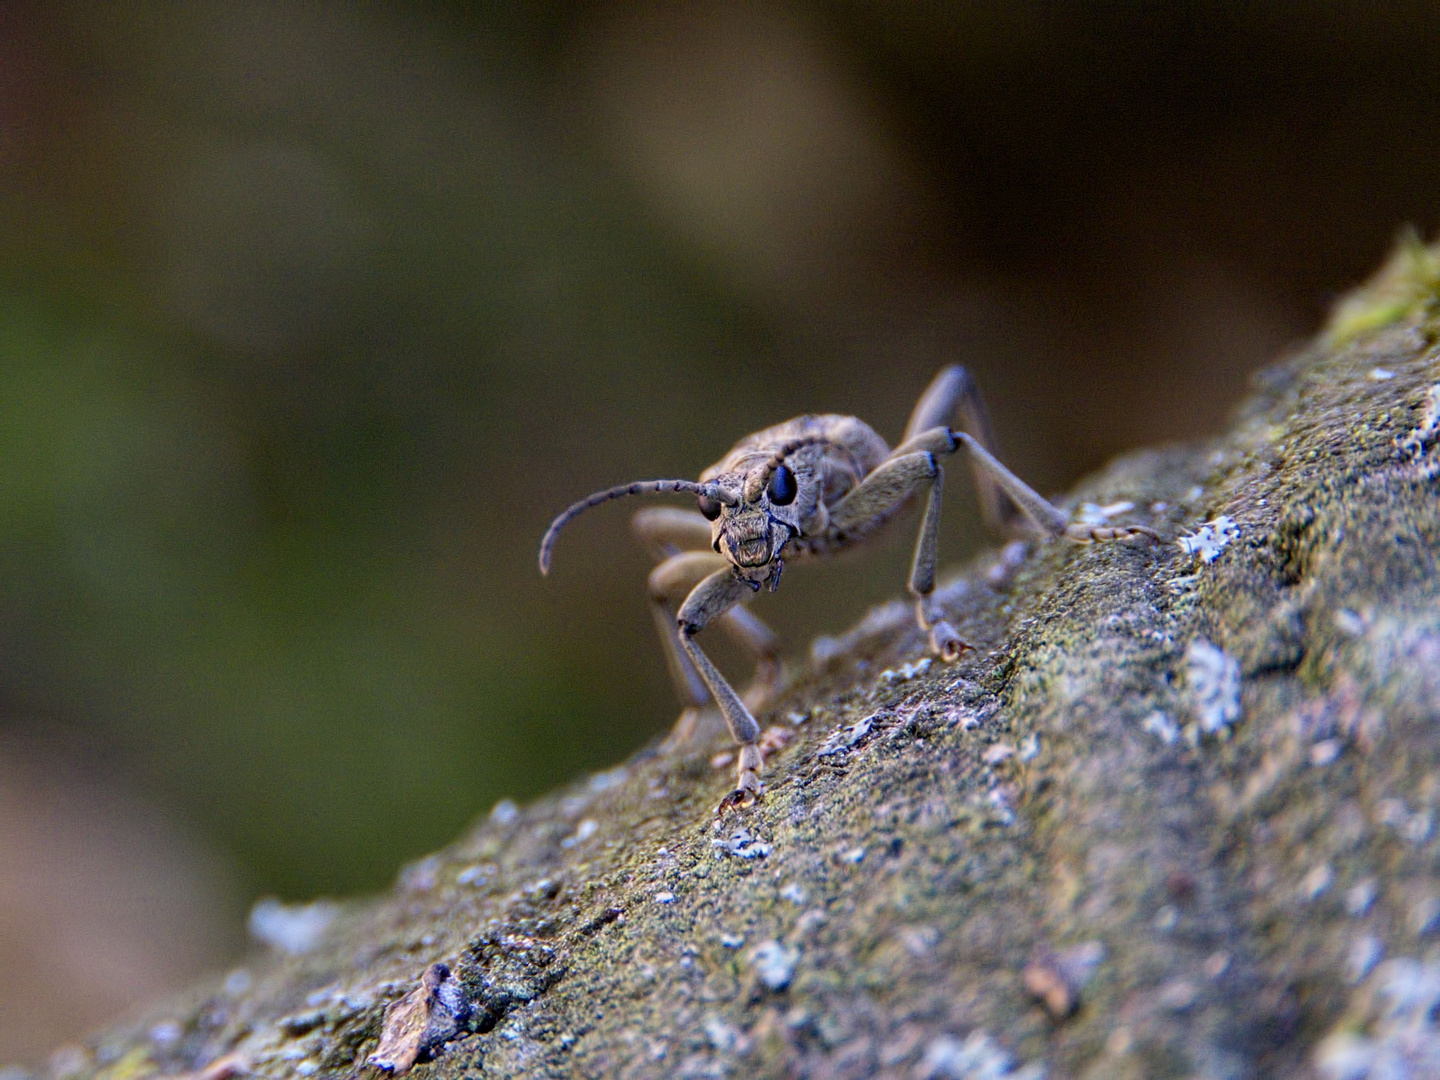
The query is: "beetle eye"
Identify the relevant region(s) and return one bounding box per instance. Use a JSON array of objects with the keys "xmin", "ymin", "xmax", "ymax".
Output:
[
  {"xmin": 697, "ymin": 494, "xmax": 722, "ymax": 520},
  {"xmin": 768, "ymin": 464, "xmax": 797, "ymax": 505}
]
